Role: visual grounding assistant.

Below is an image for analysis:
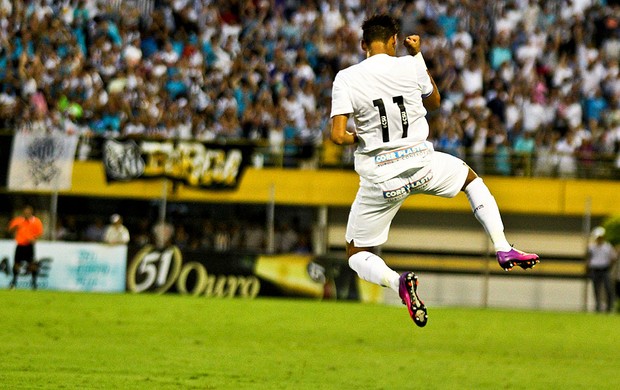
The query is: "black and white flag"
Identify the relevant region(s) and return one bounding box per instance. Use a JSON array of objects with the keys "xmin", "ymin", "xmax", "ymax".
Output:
[{"xmin": 8, "ymin": 132, "xmax": 79, "ymax": 191}]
